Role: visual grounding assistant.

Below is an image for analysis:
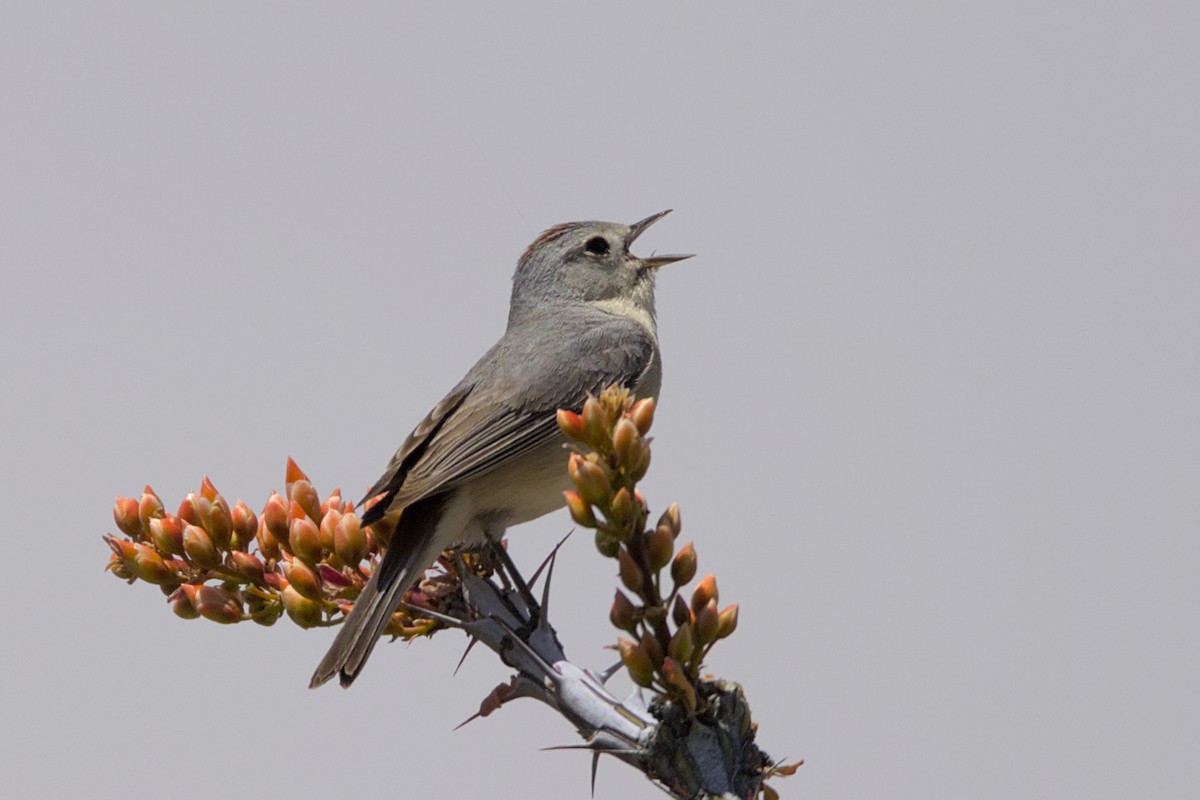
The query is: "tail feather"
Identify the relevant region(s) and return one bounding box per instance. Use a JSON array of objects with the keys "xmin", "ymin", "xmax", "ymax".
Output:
[{"xmin": 309, "ymin": 493, "xmax": 449, "ymax": 689}]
